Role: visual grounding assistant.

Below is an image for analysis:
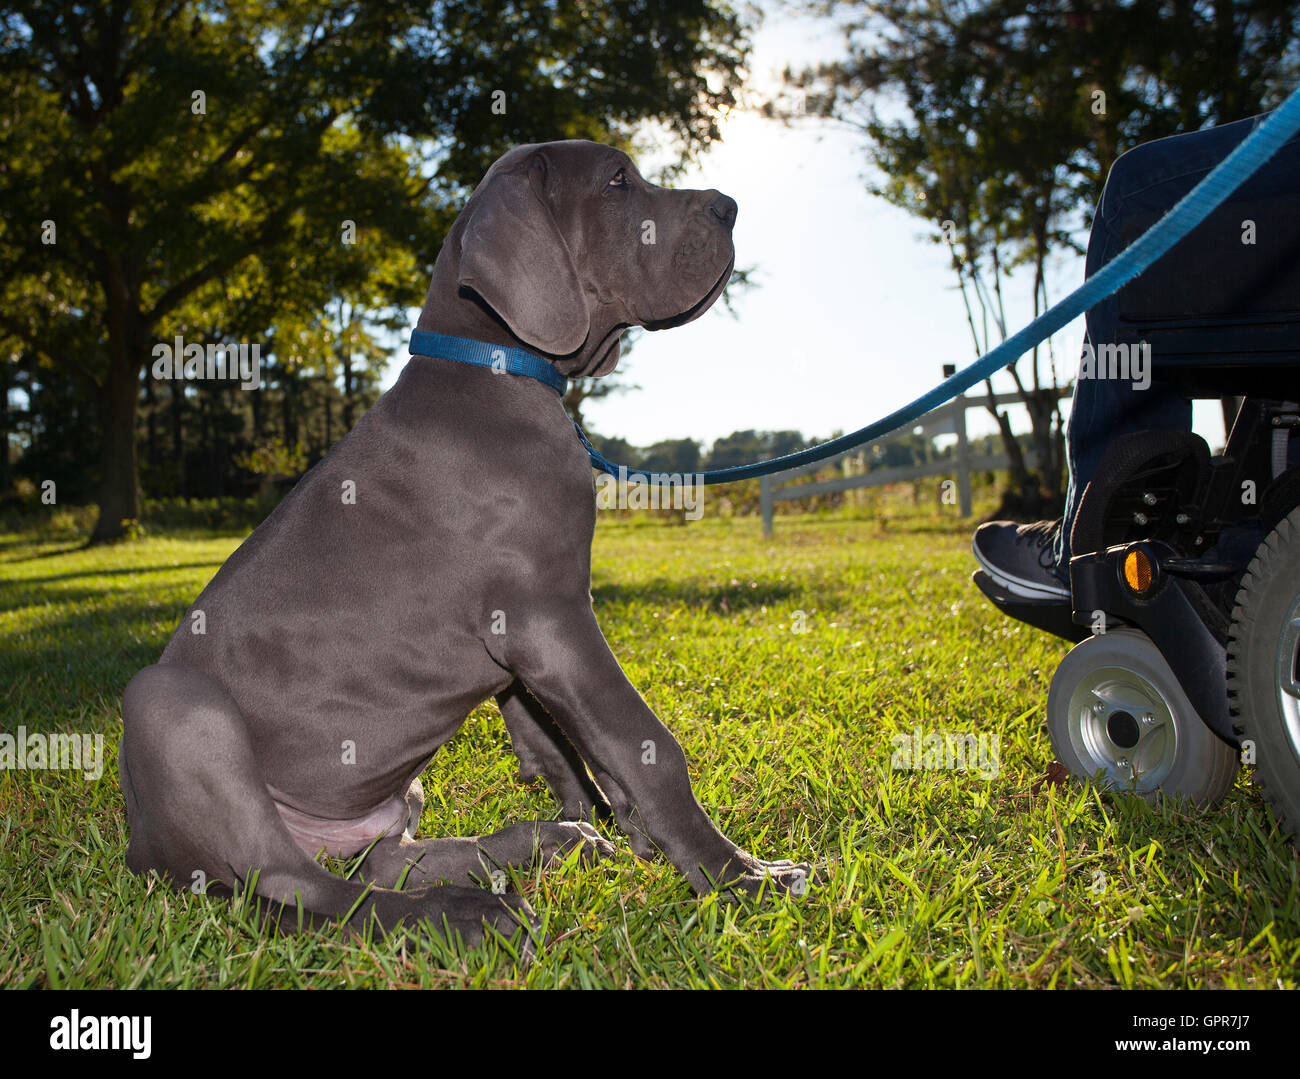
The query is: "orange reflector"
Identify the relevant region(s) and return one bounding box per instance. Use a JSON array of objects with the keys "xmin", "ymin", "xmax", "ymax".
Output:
[{"xmin": 1124, "ymin": 549, "xmax": 1153, "ymax": 592}]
